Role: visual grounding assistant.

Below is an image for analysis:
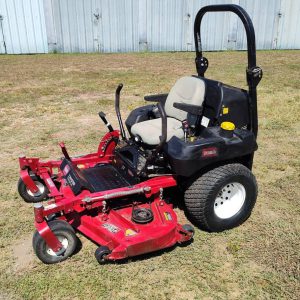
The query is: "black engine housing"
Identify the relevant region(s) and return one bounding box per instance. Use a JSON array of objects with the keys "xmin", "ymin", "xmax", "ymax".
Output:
[{"xmin": 165, "ymin": 127, "xmax": 257, "ymax": 177}]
